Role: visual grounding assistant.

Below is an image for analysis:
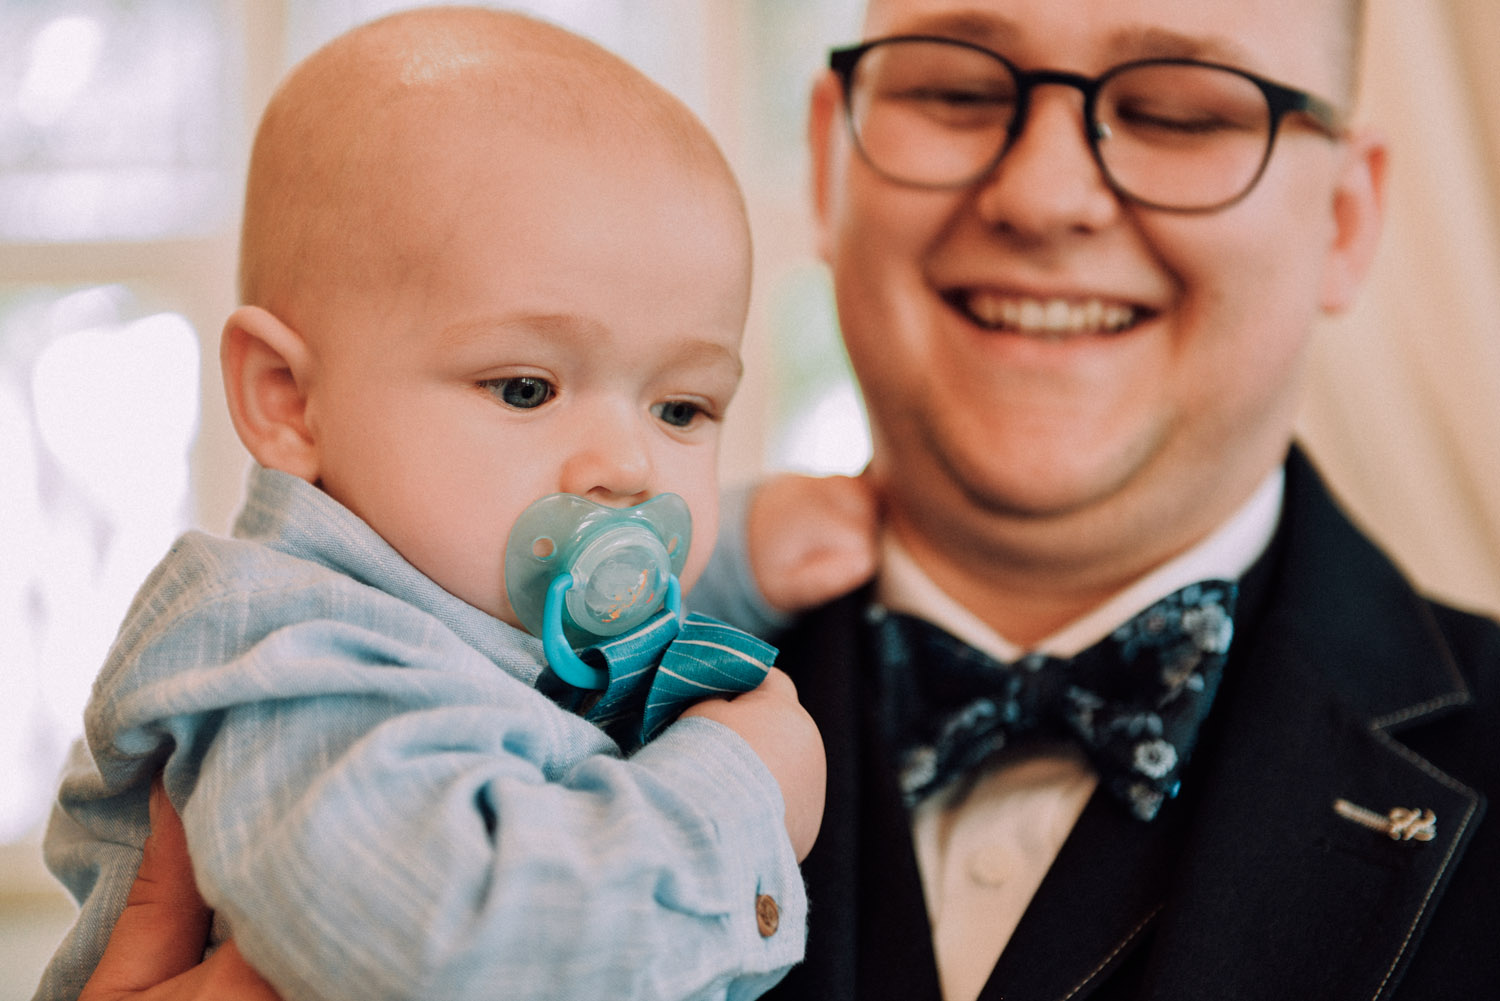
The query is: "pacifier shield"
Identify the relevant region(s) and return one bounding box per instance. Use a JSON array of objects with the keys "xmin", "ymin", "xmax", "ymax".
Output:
[{"xmin": 505, "ymin": 493, "xmax": 691, "ymax": 646}]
